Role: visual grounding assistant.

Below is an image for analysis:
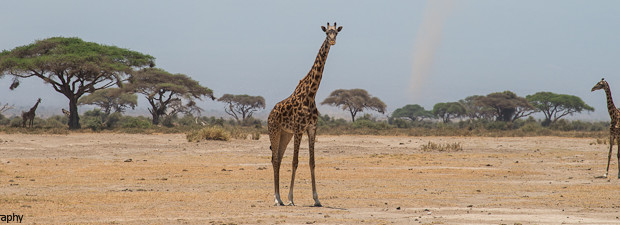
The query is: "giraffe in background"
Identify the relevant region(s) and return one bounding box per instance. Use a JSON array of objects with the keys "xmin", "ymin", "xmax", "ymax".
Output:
[
  {"xmin": 62, "ymin": 108, "xmax": 70, "ymax": 118},
  {"xmin": 268, "ymin": 22, "xmax": 342, "ymax": 206},
  {"xmin": 591, "ymin": 78, "xmax": 620, "ymax": 178},
  {"xmin": 22, "ymin": 98, "xmax": 41, "ymax": 128}
]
